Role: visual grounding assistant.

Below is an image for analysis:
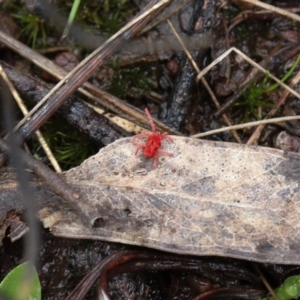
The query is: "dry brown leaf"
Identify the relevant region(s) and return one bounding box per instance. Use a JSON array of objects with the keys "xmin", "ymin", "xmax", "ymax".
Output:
[{"xmin": 37, "ymin": 136, "xmax": 300, "ymax": 264}]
